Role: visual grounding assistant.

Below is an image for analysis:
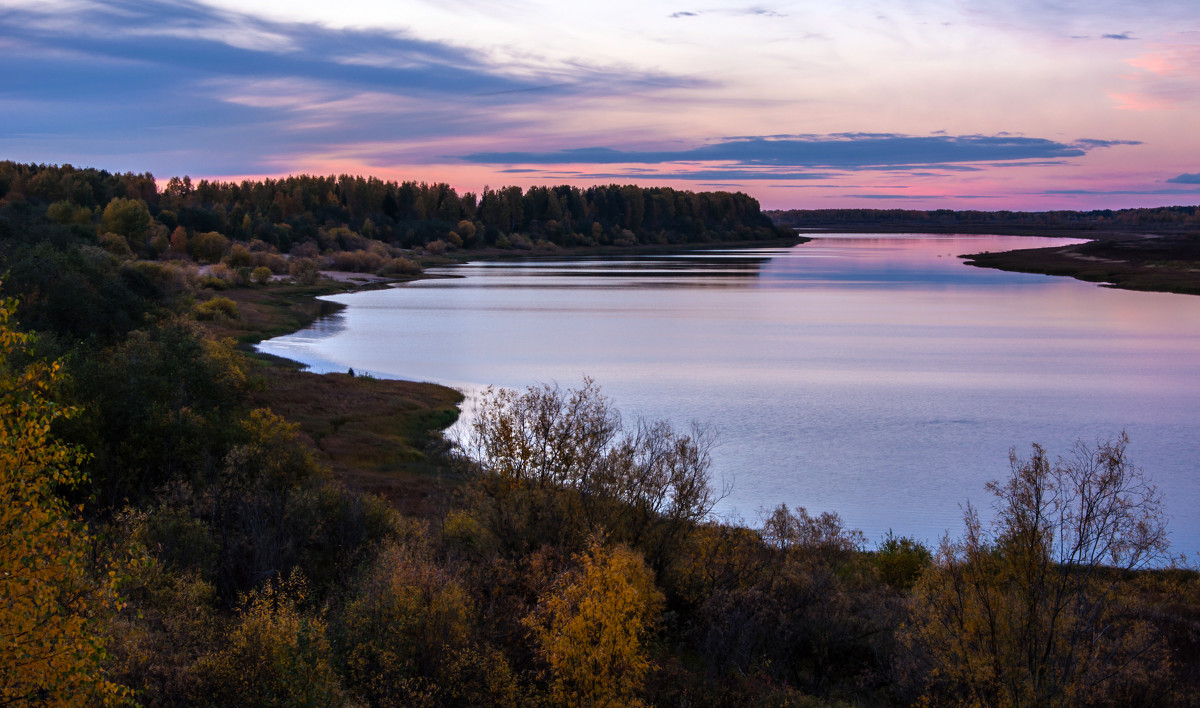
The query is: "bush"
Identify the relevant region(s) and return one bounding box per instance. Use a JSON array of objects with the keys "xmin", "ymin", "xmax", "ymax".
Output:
[
  {"xmin": 903, "ymin": 435, "xmax": 1173, "ymax": 705},
  {"xmin": 525, "ymin": 540, "xmax": 664, "ymax": 707},
  {"xmin": 190, "ymin": 231, "xmax": 230, "ymax": 264},
  {"xmin": 101, "ymin": 197, "xmax": 151, "ymax": 240},
  {"xmin": 250, "ymin": 266, "xmax": 272, "ymax": 285},
  {"xmin": 191, "ymin": 570, "xmax": 343, "ymax": 707},
  {"xmin": 327, "ymin": 249, "xmax": 384, "ymax": 273},
  {"xmin": 99, "ymin": 231, "xmax": 132, "ymax": 257},
  {"xmin": 874, "ymin": 531, "xmax": 931, "ymax": 589},
  {"xmin": 225, "ymin": 244, "xmax": 252, "ymax": 269},
  {"xmin": 379, "ymin": 257, "xmax": 421, "ymax": 276},
  {"xmin": 339, "ymin": 539, "xmax": 482, "ymax": 706},
  {"xmin": 288, "ymin": 258, "xmax": 319, "ymax": 285},
  {"xmin": 250, "ymin": 251, "xmax": 288, "ymax": 274},
  {"xmin": 194, "ymin": 296, "xmax": 239, "ymax": 322},
  {"xmin": 463, "ymin": 378, "xmax": 722, "ymax": 569}
]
